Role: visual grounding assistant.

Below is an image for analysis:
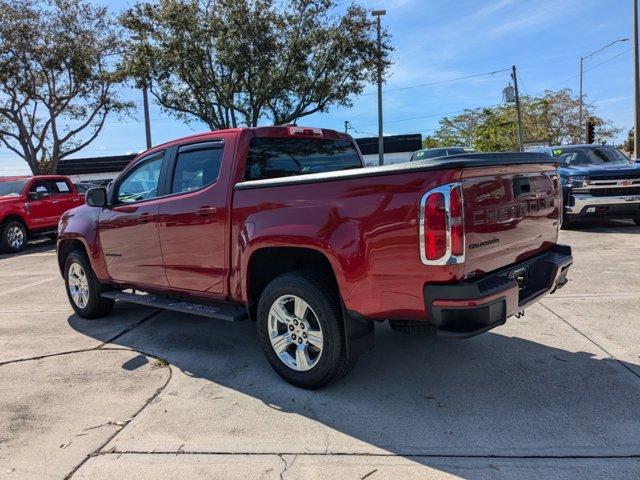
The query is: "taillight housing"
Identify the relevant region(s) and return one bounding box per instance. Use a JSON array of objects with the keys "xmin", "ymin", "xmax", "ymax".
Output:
[{"xmin": 419, "ymin": 182, "xmax": 465, "ymax": 265}]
